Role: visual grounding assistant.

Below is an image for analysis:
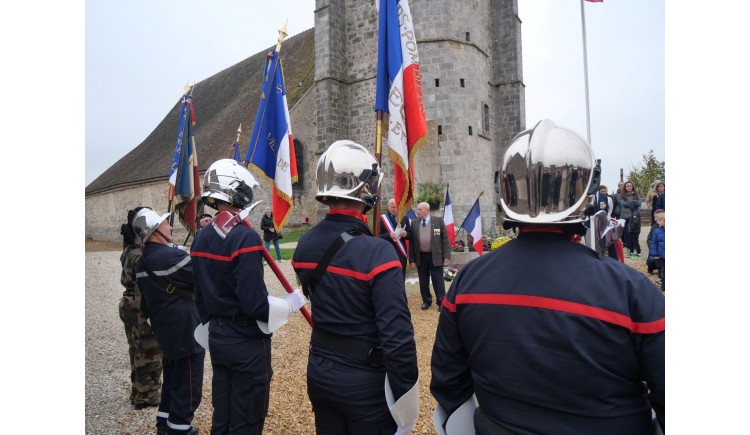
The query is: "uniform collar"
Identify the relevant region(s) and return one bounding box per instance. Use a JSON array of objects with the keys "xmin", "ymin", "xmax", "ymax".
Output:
[{"xmin": 328, "ymin": 208, "xmax": 368, "ymax": 225}]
